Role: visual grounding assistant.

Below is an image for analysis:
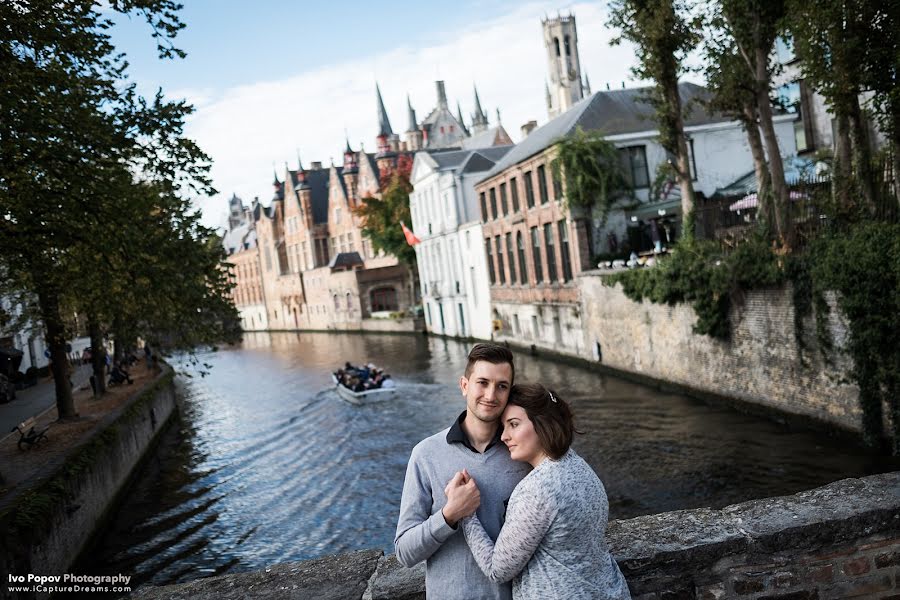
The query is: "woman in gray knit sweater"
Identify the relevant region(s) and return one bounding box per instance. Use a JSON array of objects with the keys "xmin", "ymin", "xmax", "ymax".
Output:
[{"xmin": 451, "ymin": 383, "xmax": 631, "ymax": 600}]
